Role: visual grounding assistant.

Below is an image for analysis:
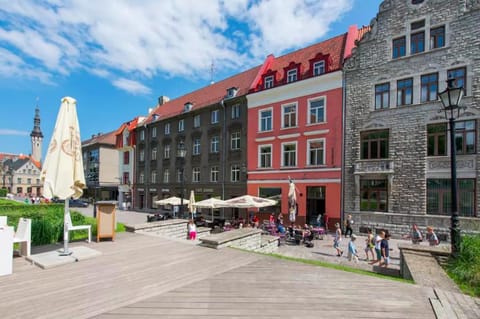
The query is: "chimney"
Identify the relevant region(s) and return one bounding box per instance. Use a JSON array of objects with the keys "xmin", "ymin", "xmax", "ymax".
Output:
[{"xmin": 158, "ymin": 96, "xmax": 170, "ymax": 105}]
